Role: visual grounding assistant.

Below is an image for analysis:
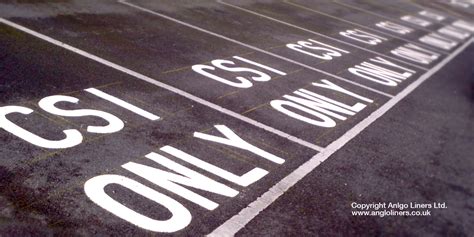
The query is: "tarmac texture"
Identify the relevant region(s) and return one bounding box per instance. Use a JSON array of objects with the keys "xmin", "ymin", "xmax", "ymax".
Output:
[{"xmin": 0, "ymin": 0, "xmax": 473, "ymax": 236}]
